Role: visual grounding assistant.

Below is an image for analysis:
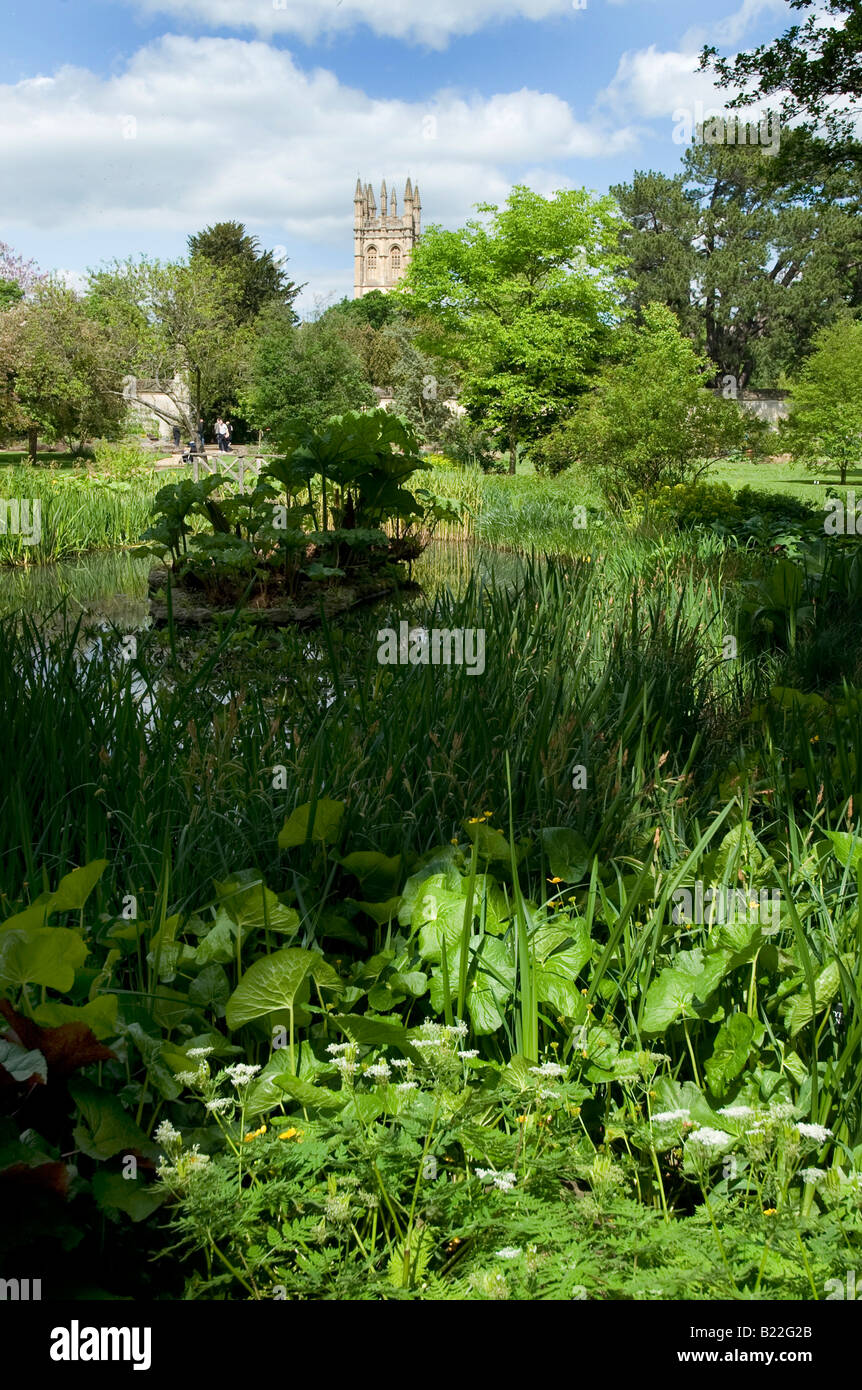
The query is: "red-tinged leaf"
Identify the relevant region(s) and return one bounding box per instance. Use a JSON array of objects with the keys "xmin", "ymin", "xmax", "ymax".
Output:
[{"xmin": 0, "ymin": 1160, "xmax": 70, "ymax": 1198}]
